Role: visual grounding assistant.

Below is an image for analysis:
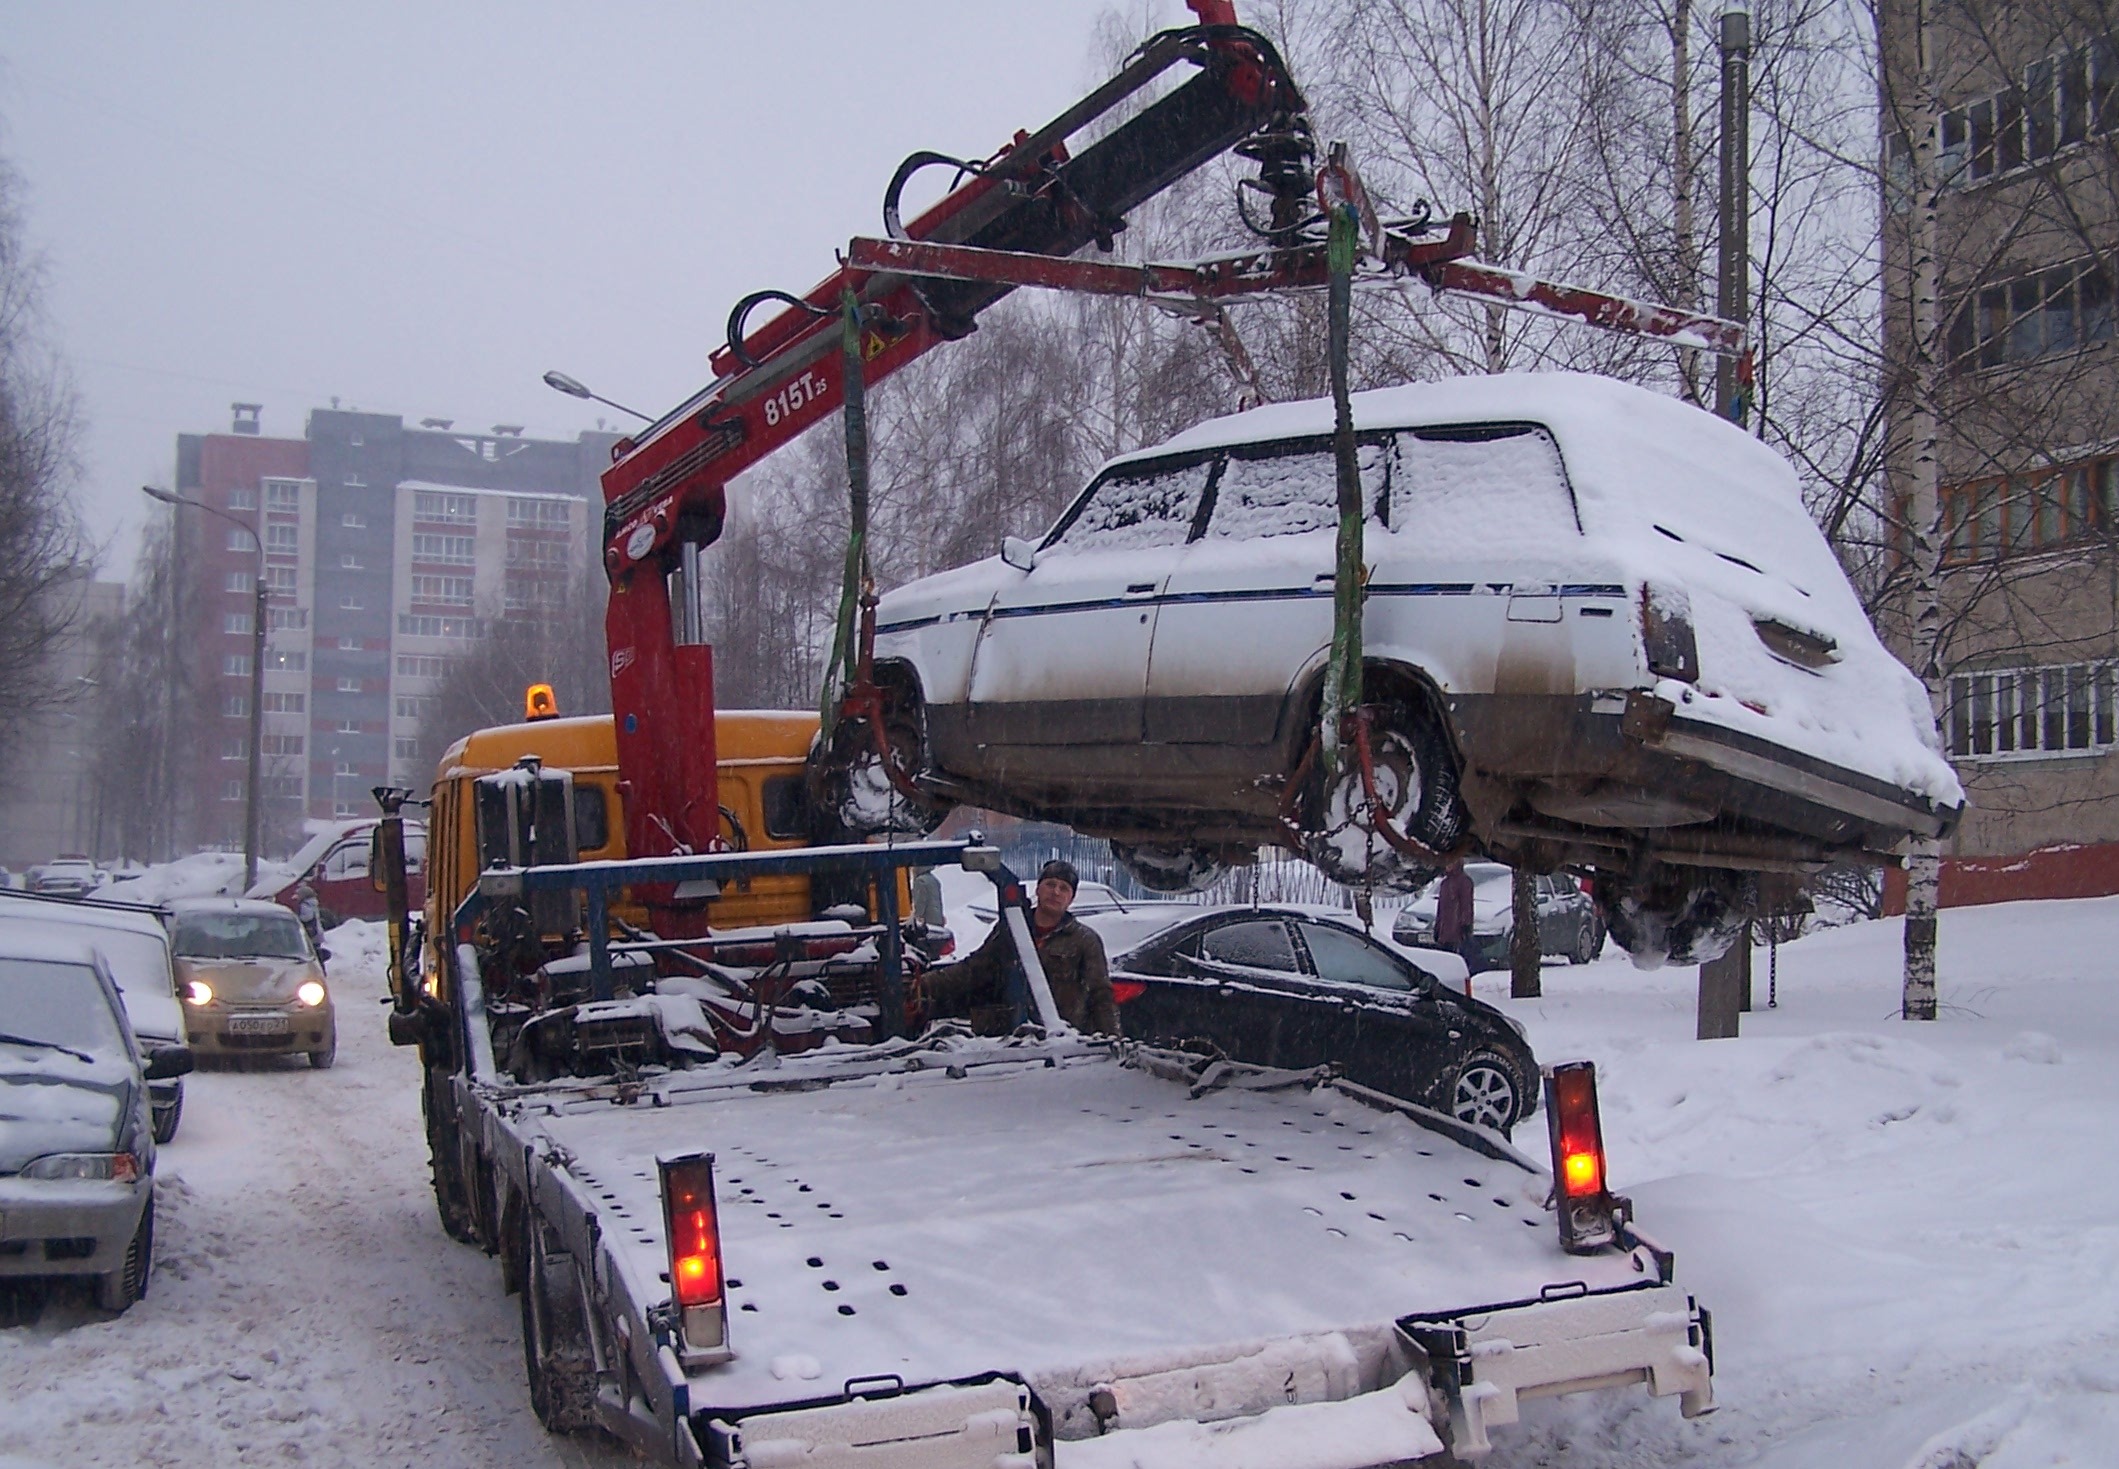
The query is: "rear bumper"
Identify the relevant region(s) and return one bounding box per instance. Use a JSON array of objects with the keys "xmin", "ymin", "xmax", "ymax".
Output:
[{"xmin": 0, "ymin": 1177, "xmax": 147, "ymax": 1279}]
